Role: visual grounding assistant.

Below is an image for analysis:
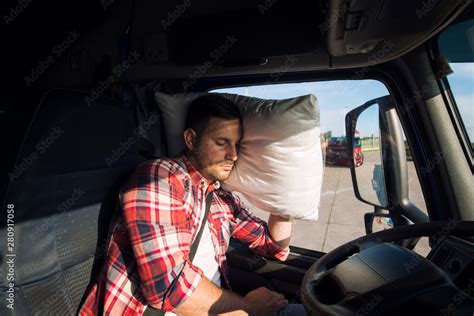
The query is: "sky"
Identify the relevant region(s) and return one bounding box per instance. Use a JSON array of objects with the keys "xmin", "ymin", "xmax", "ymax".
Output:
[
  {"xmin": 212, "ymin": 79, "xmax": 389, "ymax": 137},
  {"xmin": 212, "ymin": 66, "xmax": 473, "ymax": 143},
  {"xmin": 448, "ymin": 63, "xmax": 474, "ymax": 143}
]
